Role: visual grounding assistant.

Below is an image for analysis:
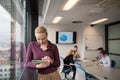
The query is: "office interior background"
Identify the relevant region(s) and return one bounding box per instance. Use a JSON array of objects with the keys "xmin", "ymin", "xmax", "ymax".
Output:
[{"xmin": 0, "ymin": 0, "xmax": 120, "ymax": 80}]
